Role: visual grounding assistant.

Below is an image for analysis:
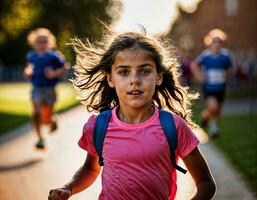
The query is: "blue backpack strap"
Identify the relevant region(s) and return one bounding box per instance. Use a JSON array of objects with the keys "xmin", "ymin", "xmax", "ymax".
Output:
[
  {"xmin": 159, "ymin": 110, "xmax": 187, "ymax": 174},
  {"xmin": 93, "ymin": 110, "xmax": 112, "ymax": 166}
]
